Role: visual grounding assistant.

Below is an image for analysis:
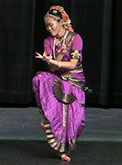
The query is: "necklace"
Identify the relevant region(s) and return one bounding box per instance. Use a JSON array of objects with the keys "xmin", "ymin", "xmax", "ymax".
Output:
[
  {"xmin": 55, "ymin": 30, "xmax": 66, "ymax": 46},
  {"xmin": 53, "ymin": 31, "xmax": 68, "ymax": 59}
]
